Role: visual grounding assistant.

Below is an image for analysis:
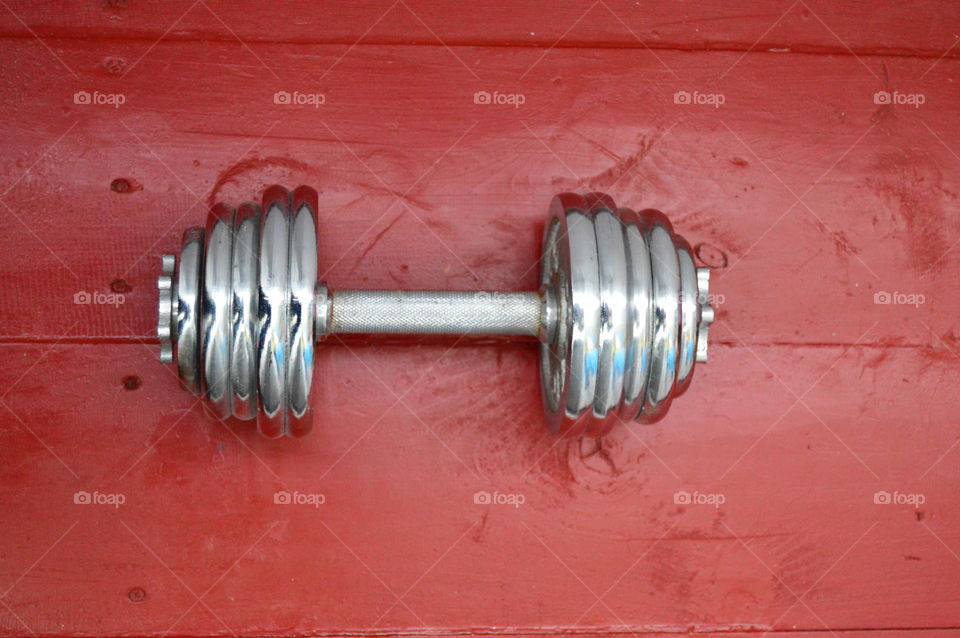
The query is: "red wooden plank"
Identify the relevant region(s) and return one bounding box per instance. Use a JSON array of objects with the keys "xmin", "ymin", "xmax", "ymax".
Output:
[
  {"xmin": 0, "ymin": 340, "xmax": 958, "ymax": 634},
  {"xmin": 0, "ymin": 0, "xmax": 958, "ymax": 58},
  {"xmin": 0, "ymin": 40, "xmax": 957, "ymax": 347}
]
